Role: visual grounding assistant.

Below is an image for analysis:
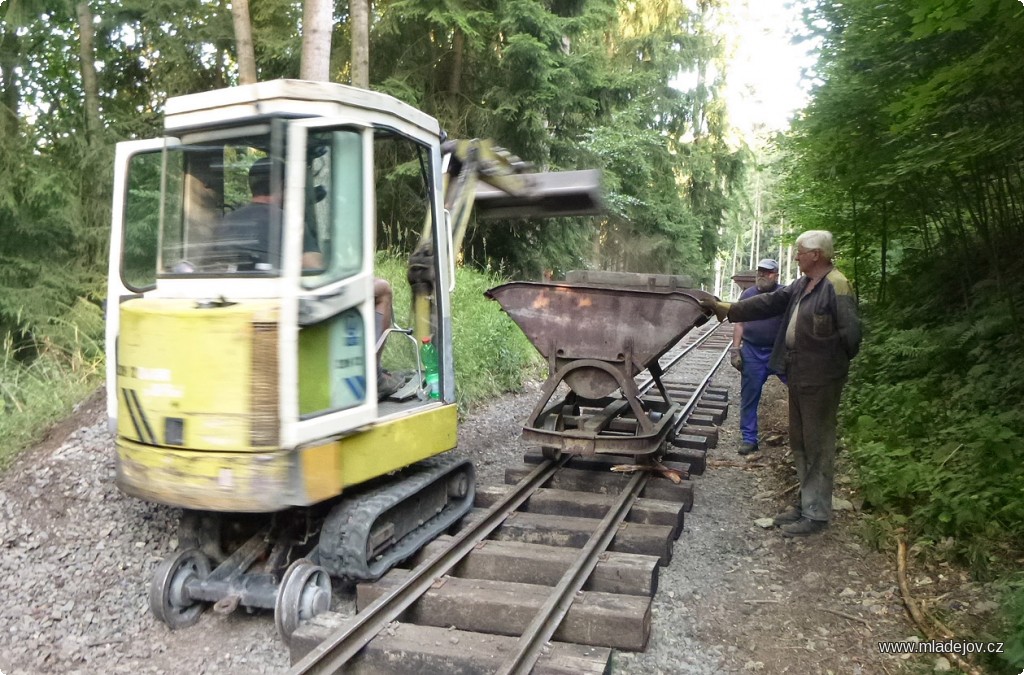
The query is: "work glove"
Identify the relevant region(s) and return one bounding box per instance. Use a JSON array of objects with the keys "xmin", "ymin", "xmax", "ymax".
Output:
[
  {"xmin": 730, "ymin": 349, "xmax": 743, "ymax": 371},
  {"xmin": 698, "ymin": 297, "xmax": 731, "ymax": 323}
]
